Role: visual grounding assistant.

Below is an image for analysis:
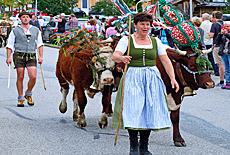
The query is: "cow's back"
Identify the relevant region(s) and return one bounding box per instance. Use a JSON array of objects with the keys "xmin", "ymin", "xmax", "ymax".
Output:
[{"xmin": 56, "ymin": 45, "xmax": 94, "ymax": 89}]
